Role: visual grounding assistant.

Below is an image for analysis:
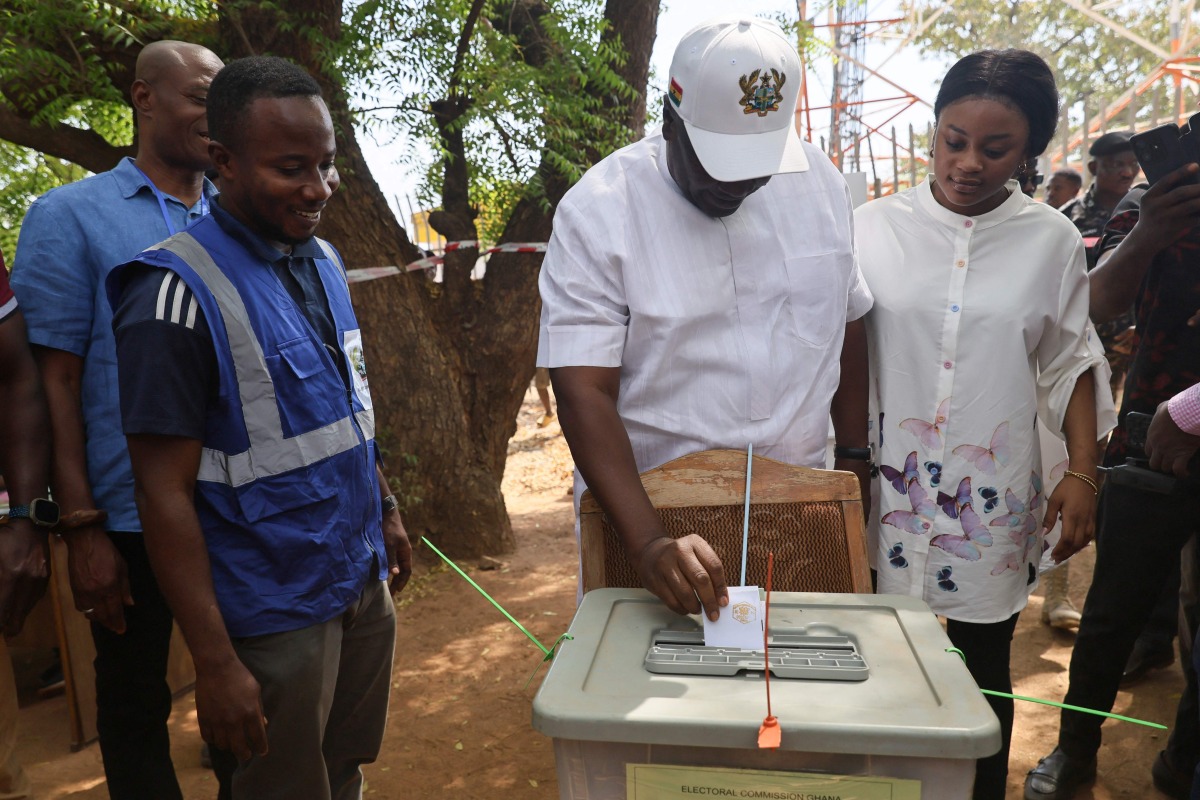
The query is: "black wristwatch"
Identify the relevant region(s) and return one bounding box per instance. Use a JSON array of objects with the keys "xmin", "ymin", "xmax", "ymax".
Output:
[
  {"xmin": 833, "ymin": 445, "xmax": 873, "ymax": 461},
  {"xmin": 834, "ymin": 444, "xmax": 878, "ymax": 477},
  {"xmin": 381, "ymin": 494, "xmax": 399, "ymax": 514},
  {"xmin": 8, "ymin": 498, "xmax": 61, "ymax": 527}
]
